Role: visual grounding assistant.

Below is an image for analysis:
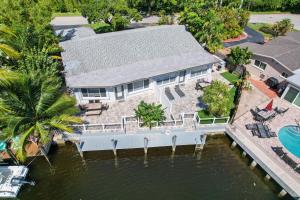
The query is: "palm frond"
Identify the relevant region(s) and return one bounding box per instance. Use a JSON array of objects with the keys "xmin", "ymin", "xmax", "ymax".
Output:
[
  {"xmin": 44, "ymin": 94, "xmax": 77, "ymax": 117},
  {"xmin": 0, "ymin": 44, "xmax": 20, "ymax": 59},
  {"xmin": 0, "ymin": 24, "xmax": 16, "ymax": 38},
  {"xmin": 15, "ymin": 126, "xmax": 34, "ymax": 162}
]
